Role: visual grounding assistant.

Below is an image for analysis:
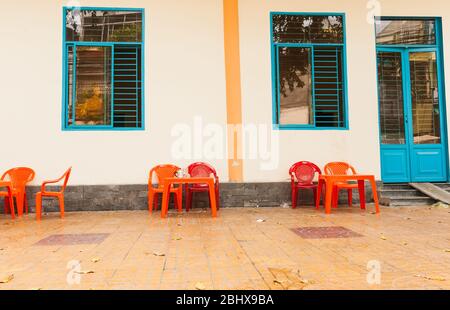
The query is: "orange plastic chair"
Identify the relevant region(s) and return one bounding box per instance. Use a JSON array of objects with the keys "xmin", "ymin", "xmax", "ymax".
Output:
[
  {"xmin": 0, "ymin": 167, "xmax": 35, "ymax": 216},
  {"xmin": 324, "ymin": 162, "xmax": 365, "ymax": 209},
  {"xmin": 148, "ymin": 165, "xmax": 183, "ymax": 213},
  {"xmin": 36, "ymin": 167, "xmax": 72, "ymax": 221}
]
